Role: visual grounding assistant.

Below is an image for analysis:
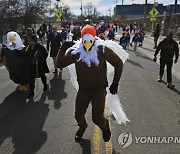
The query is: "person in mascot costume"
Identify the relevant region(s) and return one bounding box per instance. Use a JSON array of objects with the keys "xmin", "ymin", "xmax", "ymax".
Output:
[
  {"xmin": 1, "ymin": 31, "xmax": 28, "ymax": 91},
  {"xmin": 56, "ymin": 25, "xmax": 129, "ymax": 142}
]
